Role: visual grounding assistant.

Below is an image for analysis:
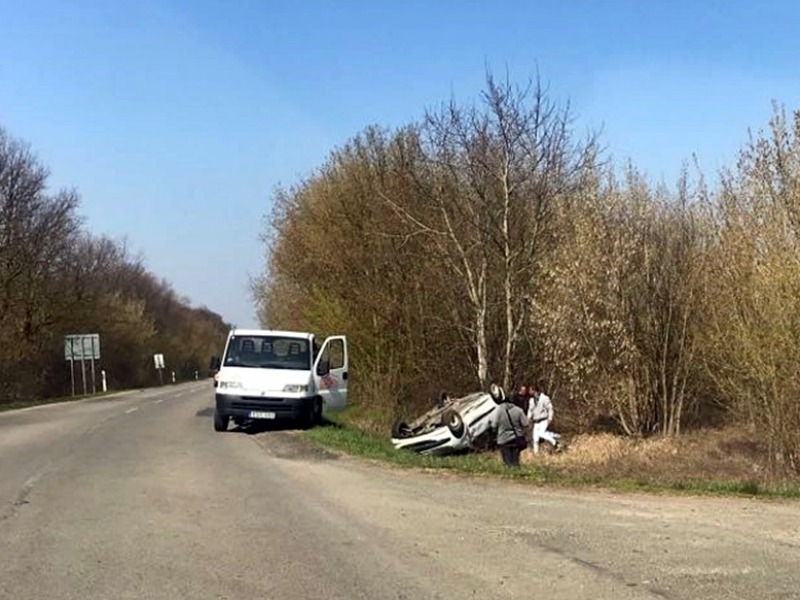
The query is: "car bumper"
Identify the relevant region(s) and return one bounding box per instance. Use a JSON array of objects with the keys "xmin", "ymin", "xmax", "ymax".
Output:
[{"xmin": 215, "ymin": 393, "xmax": 314, "ymax": 421}]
